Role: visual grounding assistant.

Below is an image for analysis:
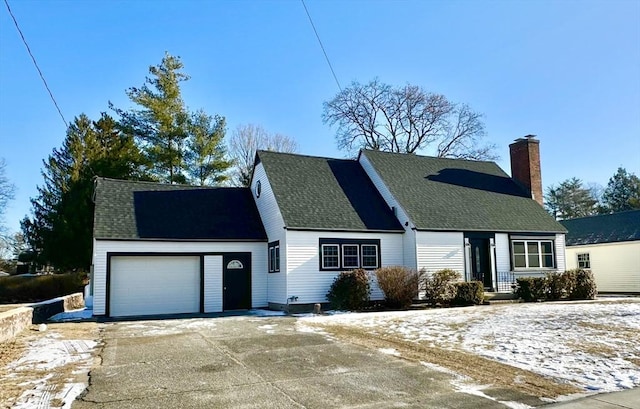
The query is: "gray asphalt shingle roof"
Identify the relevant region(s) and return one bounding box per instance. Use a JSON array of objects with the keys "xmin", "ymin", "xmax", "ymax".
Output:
[
  {"xmin": 361, "ymin": 149, "xmax": 566, "ymax": 233},
  {"xmin": 93, "ymin": 178, "xmax": 267, "ymax": 240},
  {"xmin": 560, "ymin": 210, "xmax": 640, "ymax": 246},
  {"xmin": 256, "ymin": 151, "xmax": 404, "ymax": 232}
]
